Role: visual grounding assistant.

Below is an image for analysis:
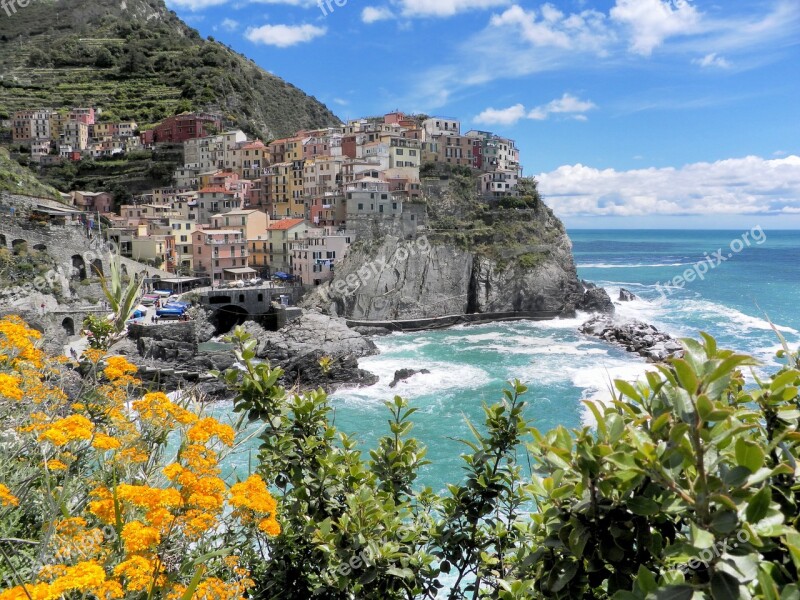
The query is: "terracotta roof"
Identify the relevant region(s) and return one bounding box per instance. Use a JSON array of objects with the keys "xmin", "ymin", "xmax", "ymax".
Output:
[{"xmin": 268, "ymin": 218, "xmax": 305, "ymax": 231}]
